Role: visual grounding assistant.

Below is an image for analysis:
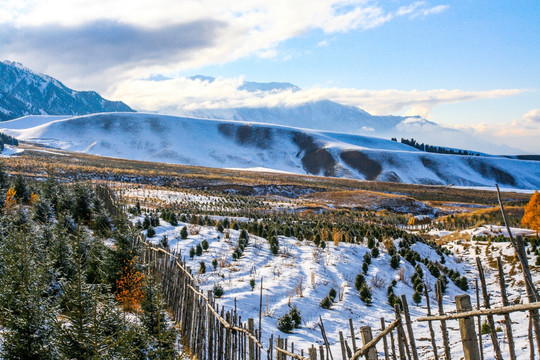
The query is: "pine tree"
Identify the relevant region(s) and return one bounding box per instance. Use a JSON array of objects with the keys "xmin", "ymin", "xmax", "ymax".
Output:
[
  {"xmin": 359, "ymin": 283, "xmax": 372, "ymax": 305},
  {"xmin": 522, "ymin": 190, "xmax": 540, "ymax": 236},
  {"xmin": 181, "ymin": 226, "xmax": 189, "ymax": 239},
  {"xmin": 141, "ymin": 277, "xmax": 177, "ymax": 359},
  {"xmin": 0, "ymin": 226, "xmax": 56, "ymax": 359}
]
